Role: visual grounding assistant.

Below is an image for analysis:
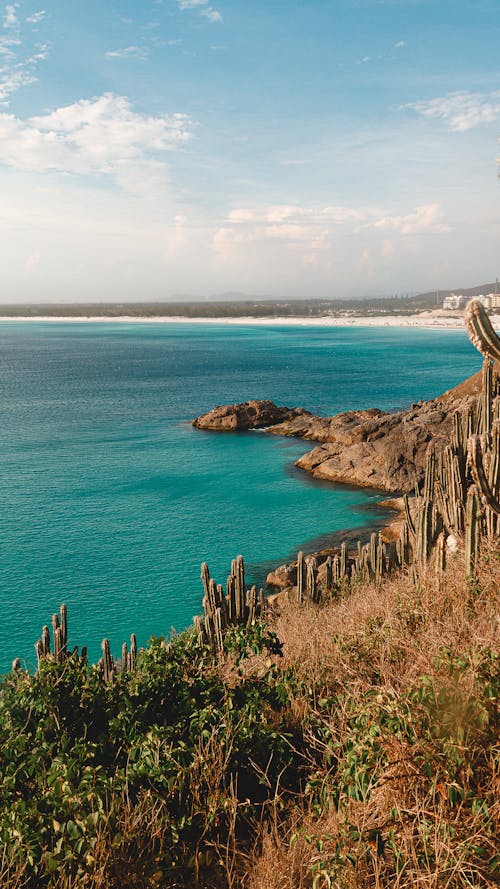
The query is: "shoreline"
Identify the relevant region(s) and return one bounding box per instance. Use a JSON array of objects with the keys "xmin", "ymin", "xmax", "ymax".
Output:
[{"xmin": 1, "ymin": 311, "xmax": 499, "ymax": 330}]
